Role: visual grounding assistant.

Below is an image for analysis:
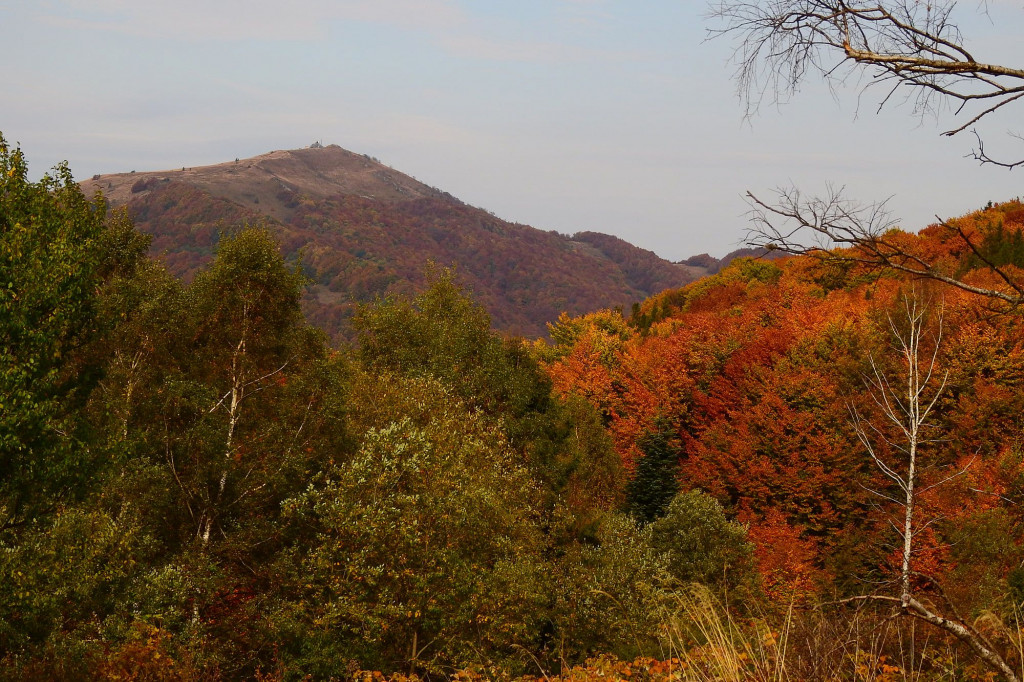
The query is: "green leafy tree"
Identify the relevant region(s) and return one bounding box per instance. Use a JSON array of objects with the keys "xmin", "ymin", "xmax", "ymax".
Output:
[
  {"xmin": 54, "ymin": 227, "xmax": 351, "ymax": 676},
  {"xmin": 354, "ymin": 269, "xmax": 624, "ymax": 520},
  {"xmin": 0, "ymin": 134, "xmax": 108, "ymax": 534},
  {"xmin": 549, "ymin": 512, "xmax": 669, "ymax": 662},
  {"xmin": 96, "ymin": 226, "xmax": 347, "ymax": 550},
  {"xmin": 353, "ymin": 267, "xmax": 551, "ymax": 441},
  {"xmin": 533, "ymin": 395, "xmax": 625, "ymax": 532},
  {"xmin": 176, "ymin": 226, "xmax": 312, "ymax": 545},
  {"xmin": 0, "ymin": 505, "xmax": 155, "ymax": 673},
  {"xmin": 276, "ymin": 376, "xmax": 548, "ymax": 675},
  {"xmin": 649, "ymin": 490, "xmax": 756, "ymax": 595}
]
